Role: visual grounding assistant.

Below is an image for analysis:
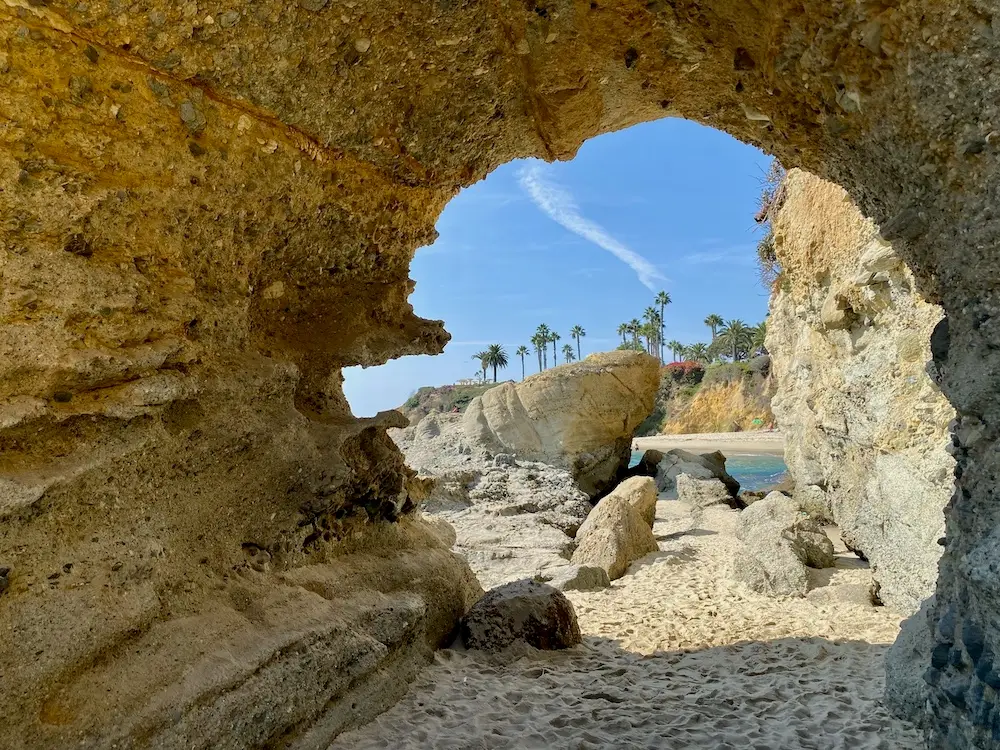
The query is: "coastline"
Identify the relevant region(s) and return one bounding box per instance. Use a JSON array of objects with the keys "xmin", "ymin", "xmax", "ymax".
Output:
[{"xmin": 634, "ymin": 430, "xmax": 785, "ymax": 457}]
